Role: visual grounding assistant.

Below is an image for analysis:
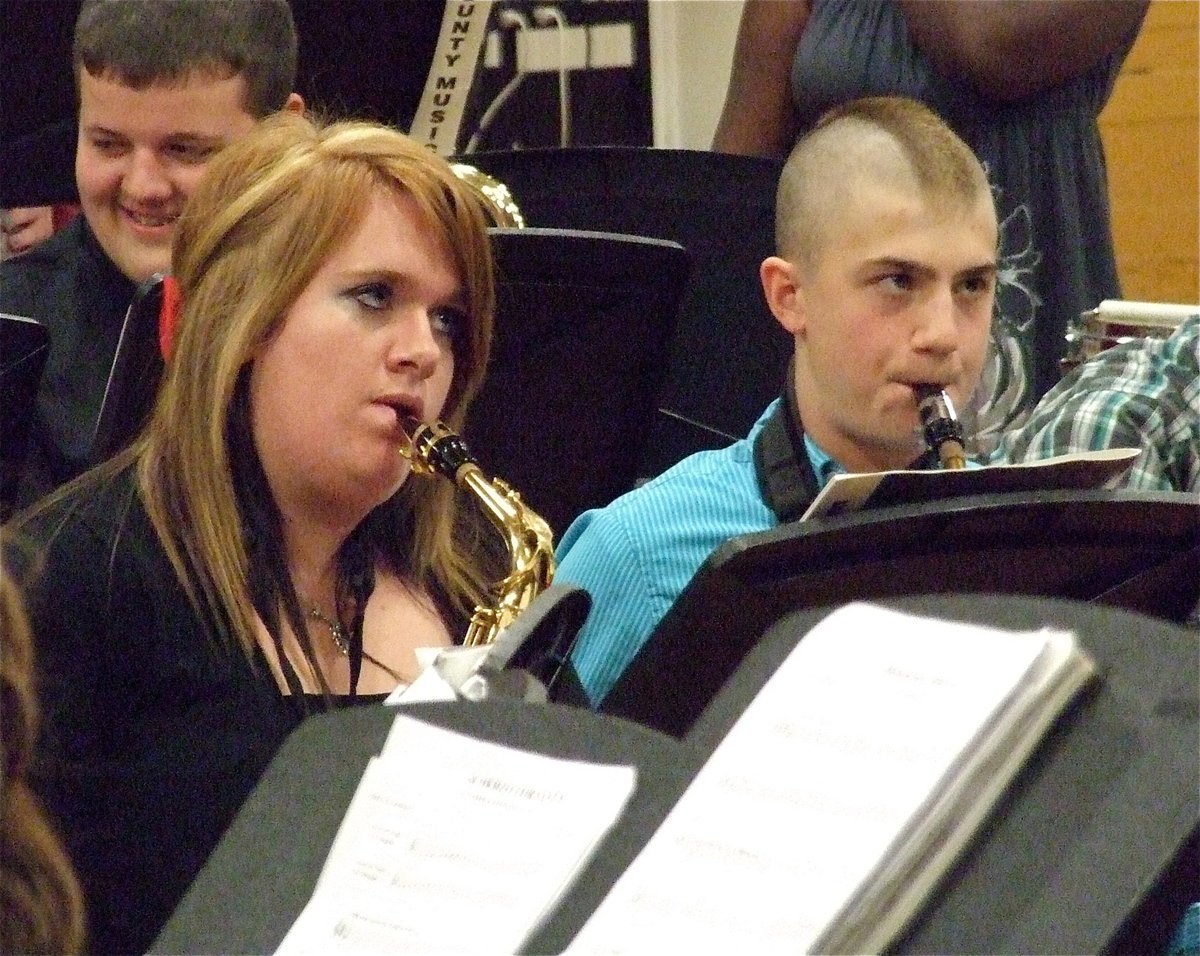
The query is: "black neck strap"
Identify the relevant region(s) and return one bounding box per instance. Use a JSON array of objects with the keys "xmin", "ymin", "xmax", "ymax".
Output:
[
  {"xmin": 753, "ymin": 372, "xmax": 942, "ymax": 523},
  {"xmin": 753, "ymin": 372, "xmax": 822, "ymax": 524}
]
